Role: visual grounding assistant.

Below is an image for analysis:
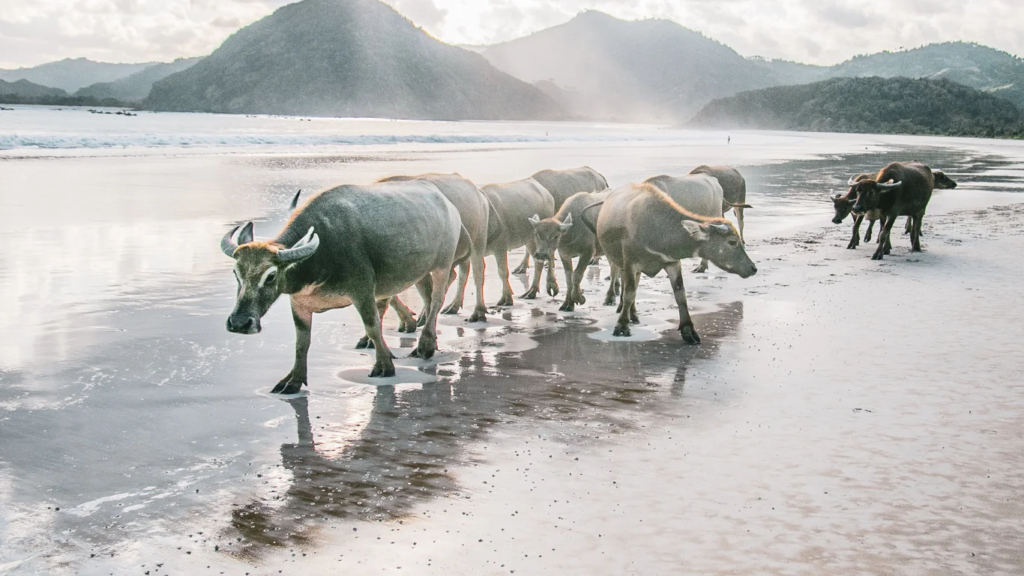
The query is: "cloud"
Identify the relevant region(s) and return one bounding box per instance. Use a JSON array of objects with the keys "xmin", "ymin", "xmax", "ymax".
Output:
[{"xmin": 1, "ymin": 0, "xmax": 1023, "ymax": 69}]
